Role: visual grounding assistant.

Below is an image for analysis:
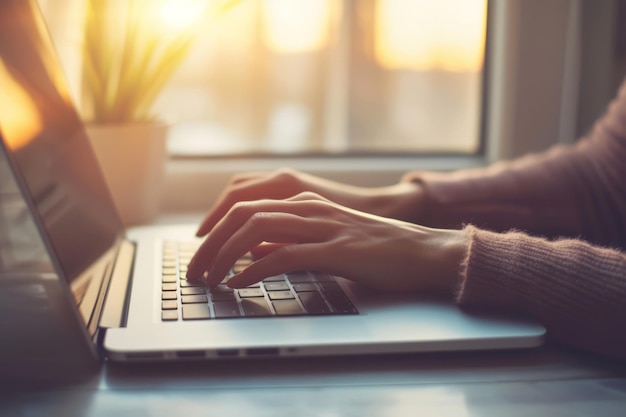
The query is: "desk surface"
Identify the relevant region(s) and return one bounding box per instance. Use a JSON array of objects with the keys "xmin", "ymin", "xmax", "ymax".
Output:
[{"xmin": 2, "ymin": 346, "xmax": 626, "ymax": 417}]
